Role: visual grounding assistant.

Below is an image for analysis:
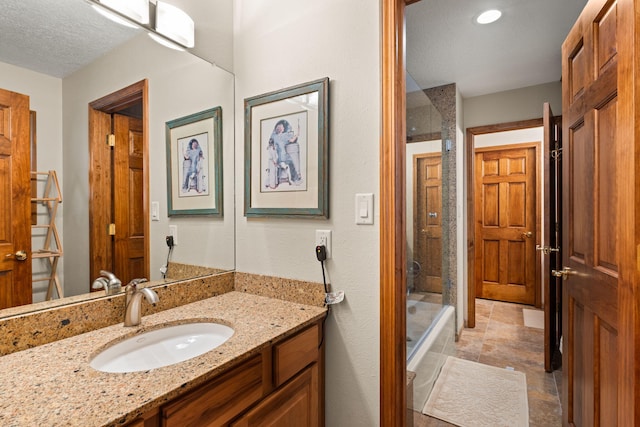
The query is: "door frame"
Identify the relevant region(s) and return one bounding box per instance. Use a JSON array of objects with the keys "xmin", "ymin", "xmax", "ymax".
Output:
[
  {"xmin": 380, "ymin": 0, "xmax": 407, "ymax": 425},
  {"xmin": 466, "ymin": 119, "xmax": 543, "ymax": 327},
  {"xmin": 88, "ymin": 79, "xmax": 149, "ymax": 286}
]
